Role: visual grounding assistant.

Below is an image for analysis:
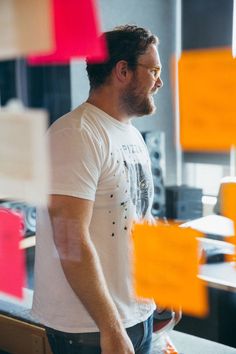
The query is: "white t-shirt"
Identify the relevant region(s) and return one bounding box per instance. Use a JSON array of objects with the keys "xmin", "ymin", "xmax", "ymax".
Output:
[{"xmin": 32, "ymin": 102, "xmax": 155, "ymax": 333}]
